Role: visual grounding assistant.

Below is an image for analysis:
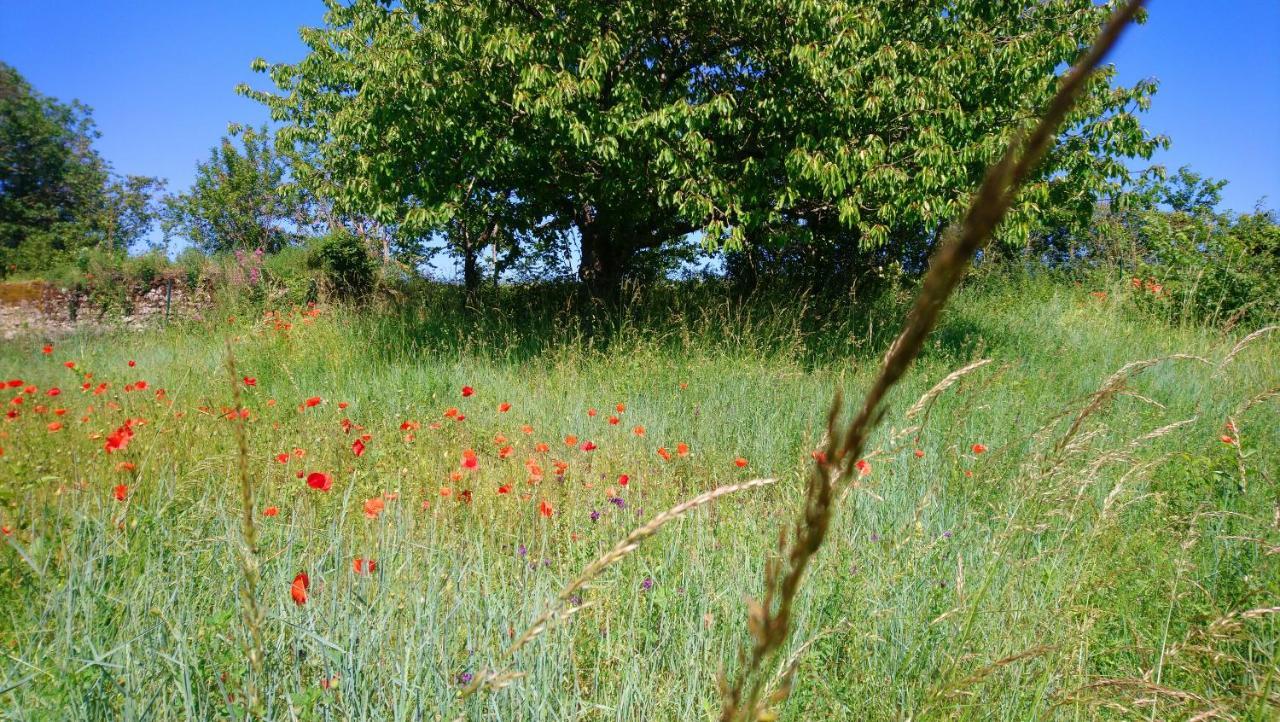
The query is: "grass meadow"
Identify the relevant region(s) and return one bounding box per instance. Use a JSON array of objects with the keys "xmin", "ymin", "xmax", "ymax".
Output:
[{"xmin": 0, "ymin": 275, "xmax": 1277, "ymax": 720}]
